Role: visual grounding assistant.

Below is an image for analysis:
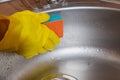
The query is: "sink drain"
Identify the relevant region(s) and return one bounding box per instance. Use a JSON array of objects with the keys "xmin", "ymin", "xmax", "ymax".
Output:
[
  {"xmin": 53, "ymin": 74, "xmax": 77, "ymax": 80},
  {"xmin": 42, "ymin": 74, "xmax": 77, "ymax": 80}
]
